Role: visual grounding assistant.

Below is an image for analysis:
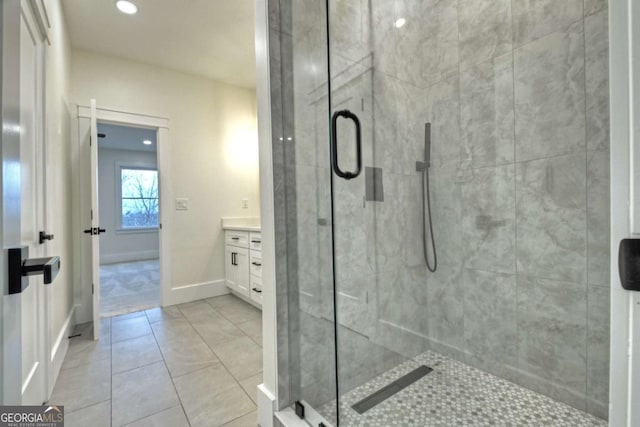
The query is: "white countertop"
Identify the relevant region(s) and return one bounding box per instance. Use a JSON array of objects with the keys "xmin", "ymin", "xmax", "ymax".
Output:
[
  {"xmin": 221, "ymin": 217, "xmax": 260, "ymax": 232},
  {"xmin": 223, "ymin": 225, "xmax": 261, "ymax": 232}
]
